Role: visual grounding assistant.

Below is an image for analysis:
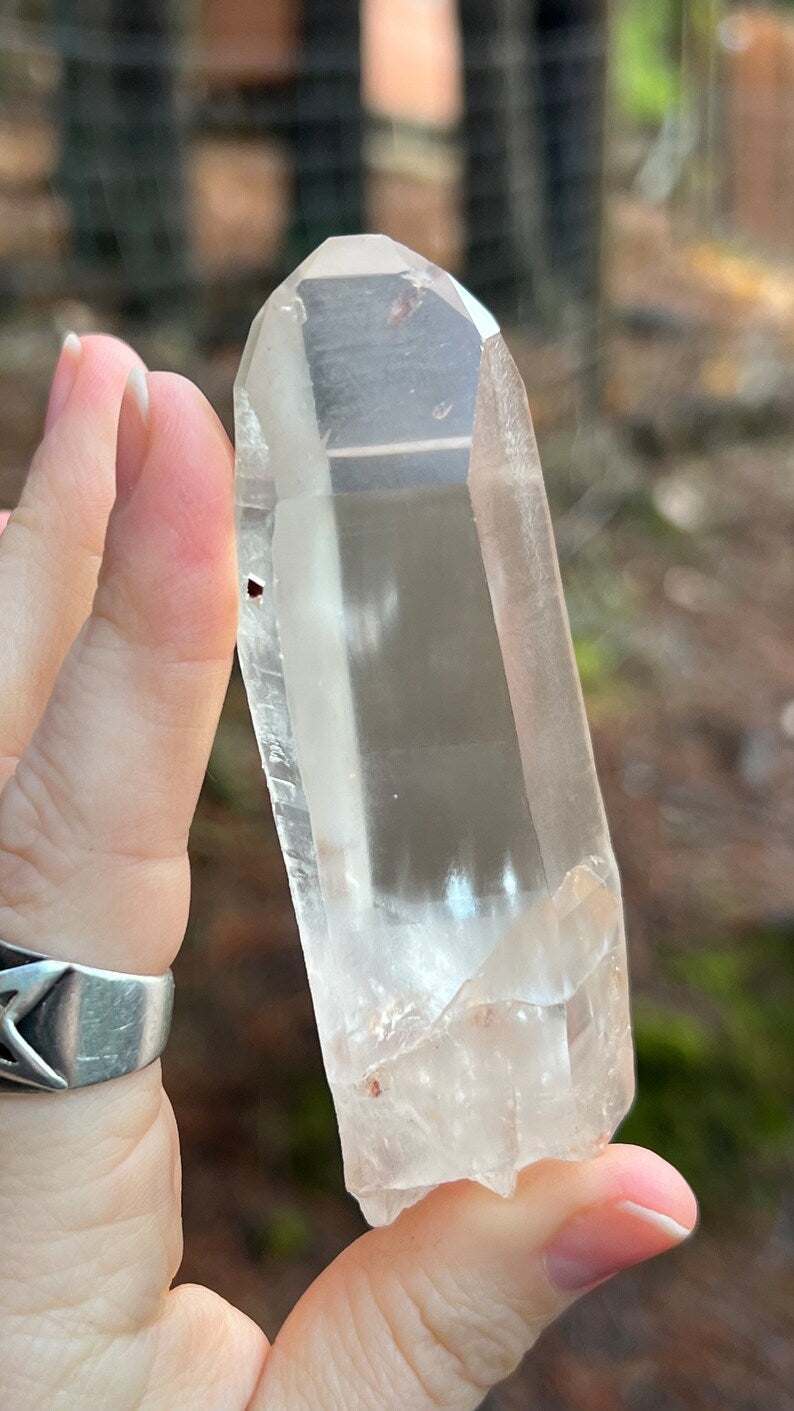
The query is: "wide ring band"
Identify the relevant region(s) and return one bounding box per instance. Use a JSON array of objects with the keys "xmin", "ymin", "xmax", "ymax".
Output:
[{"xmin": 0, "ymin": 939, "xmax": 173, "ymax": 1094}]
